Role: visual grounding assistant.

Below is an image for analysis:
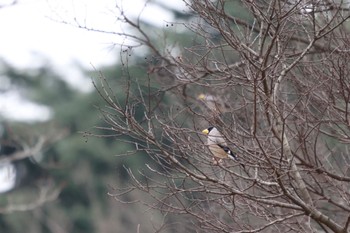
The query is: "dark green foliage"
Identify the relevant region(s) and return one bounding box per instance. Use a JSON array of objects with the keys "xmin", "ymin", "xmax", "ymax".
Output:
[
  {"xmin": 59, "ymin": 183, "xmax": 91, "ymax": 208},
  {"xmin": 73, "ymin": 215, "xmax": 95, "ymax": 233},
  {"xmin": 0, "ymin": 217, "xmax": 10, "ymax": 232}
]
